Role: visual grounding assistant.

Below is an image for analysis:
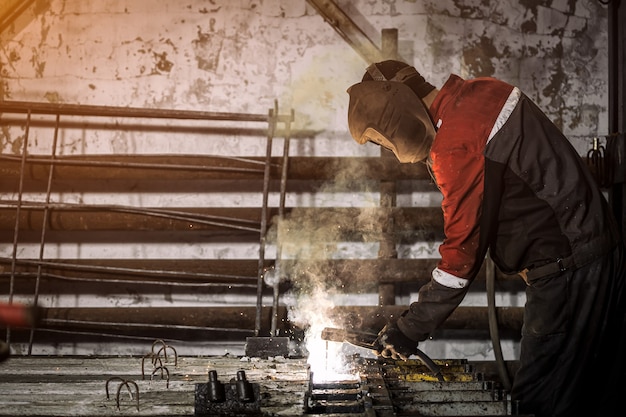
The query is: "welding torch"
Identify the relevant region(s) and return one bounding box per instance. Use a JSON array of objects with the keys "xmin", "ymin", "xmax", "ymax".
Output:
[{"xmin": 321, "ymin": 327, "xmax": 444, "ymax": 381}]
